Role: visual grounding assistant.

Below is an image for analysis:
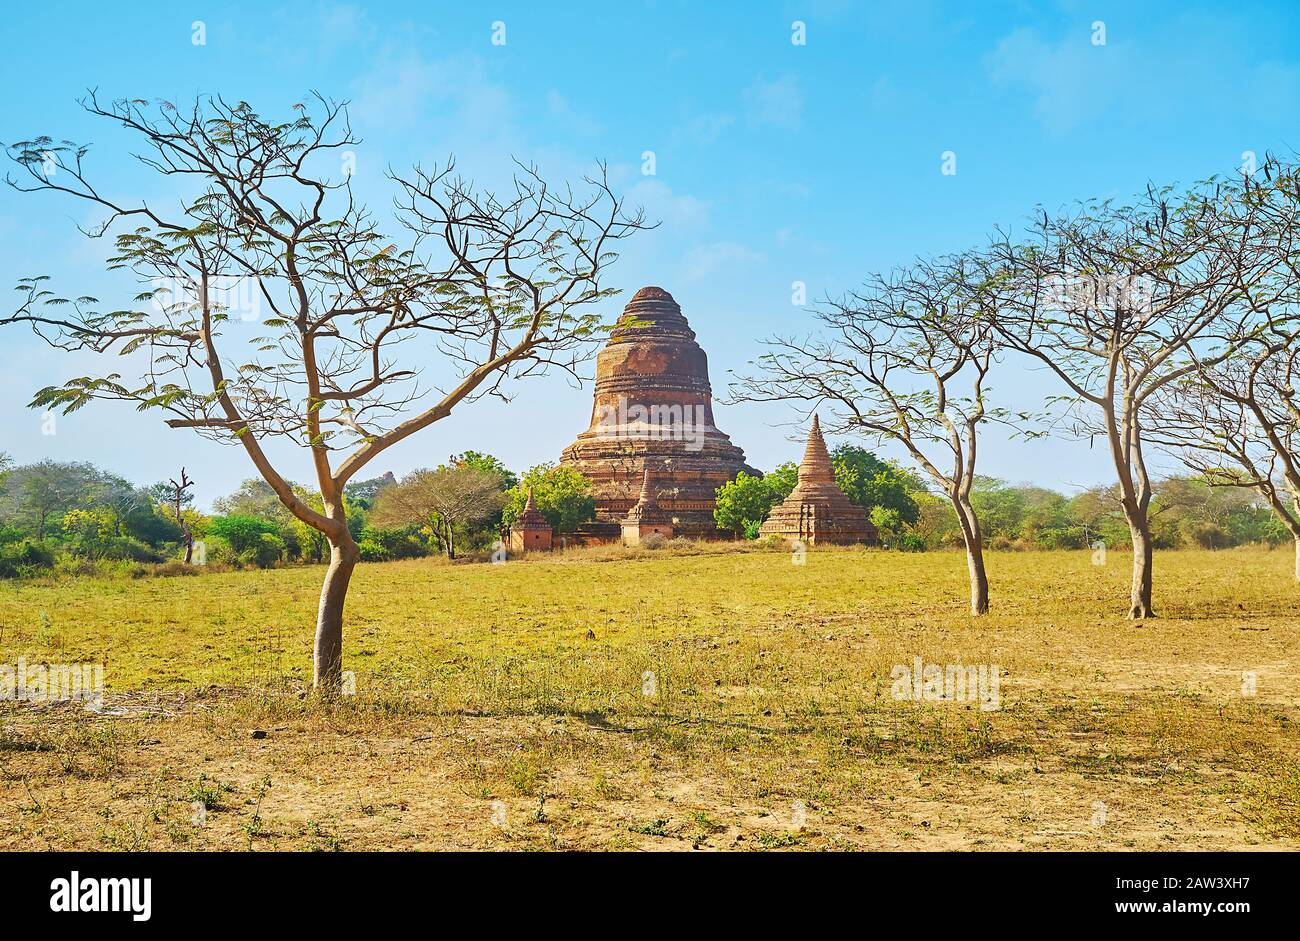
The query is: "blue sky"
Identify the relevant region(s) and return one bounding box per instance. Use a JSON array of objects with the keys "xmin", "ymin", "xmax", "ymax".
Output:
[{"xmin": 2, "ymin": 0, "xmax": 1299, "ymax": 507}]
